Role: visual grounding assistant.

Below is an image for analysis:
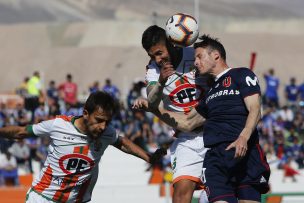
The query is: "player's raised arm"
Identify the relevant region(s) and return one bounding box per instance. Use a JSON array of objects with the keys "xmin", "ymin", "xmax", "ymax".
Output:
[
  {"xmin": 133, "ymin": 98, "xmax": 205, "ymax": 132},
  {"xmin": 146, "ymin": 62, "xmax": 175, "ymax": 109},
  {"xmin": 0, "ymin": 125, "xmax": 33, "ymax": 140}
]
